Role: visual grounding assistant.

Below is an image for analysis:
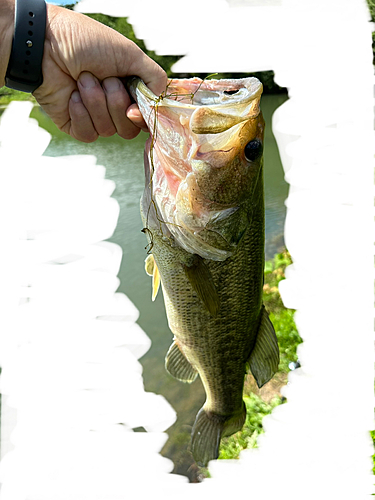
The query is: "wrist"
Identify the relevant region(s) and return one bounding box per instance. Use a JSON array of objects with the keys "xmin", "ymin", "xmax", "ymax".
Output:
[{"xmin": 0, "ymin": 0, "xmax": 15, "ymax": 88}]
